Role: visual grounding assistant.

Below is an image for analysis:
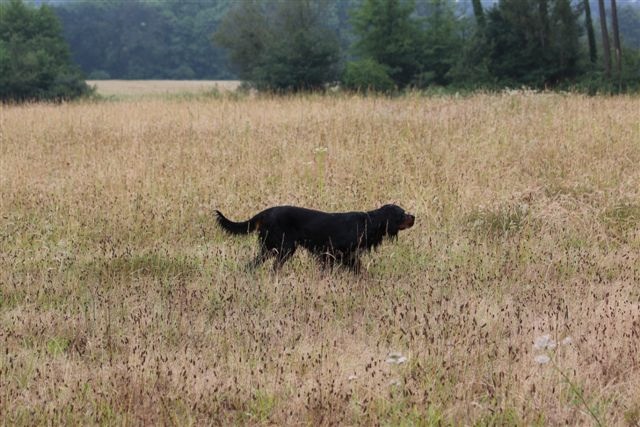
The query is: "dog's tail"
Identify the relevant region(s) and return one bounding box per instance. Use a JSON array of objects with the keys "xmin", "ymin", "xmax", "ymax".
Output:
[{"xmin": 215, "ymin": 210, "xmax": 258, "ymax": 235}]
